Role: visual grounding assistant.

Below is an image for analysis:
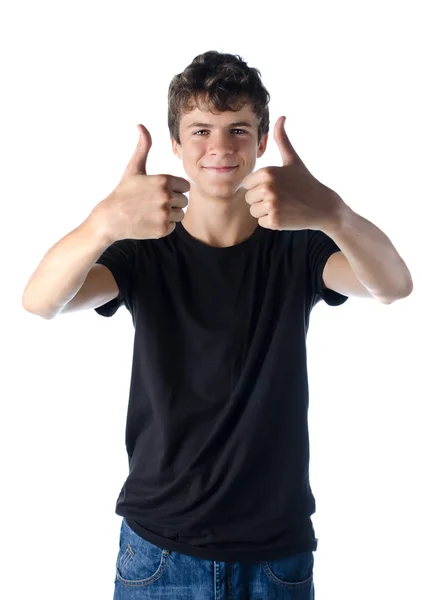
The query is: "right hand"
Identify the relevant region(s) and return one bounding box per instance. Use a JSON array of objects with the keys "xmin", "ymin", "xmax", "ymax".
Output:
[{"xmin": 90, "ymin": 124, "xmax": 190, "ymax": 242}]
